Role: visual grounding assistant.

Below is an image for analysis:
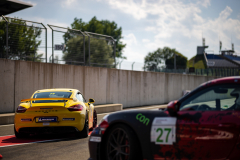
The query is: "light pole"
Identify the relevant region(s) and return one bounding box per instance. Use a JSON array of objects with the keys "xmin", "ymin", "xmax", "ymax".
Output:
[
  {"xmin": 174, "ymin": 53, "xmax": 176, "ymax": 71},
  {"xmin": 132, "ymin": 62, "xmax": 135, "ymax": 70},
  {"xmin": 119, "ymin": 60, "xmax": 124, "ymax": 69}
]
